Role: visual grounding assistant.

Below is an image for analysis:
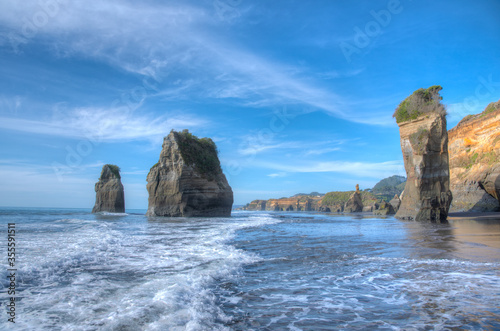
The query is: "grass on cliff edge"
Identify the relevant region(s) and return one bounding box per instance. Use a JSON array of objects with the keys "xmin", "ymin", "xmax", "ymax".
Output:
[
  {"xmin": 321, "ymin": 191, "xmax": 378, "ymax": 206},
  {"xmin": 458, "ymin": 100, "xmax": 500, "ymax": 126},
  {"xmin": 175, "ymin": 129, "xmax": 222, "ymax": 180},
  {"xmin": 104, "ymin": 164, "xmax": 121, "ymax": 179},
  {"xmin": 393, "ymin": 85, "xmax": 447, "ymax": 124}
]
